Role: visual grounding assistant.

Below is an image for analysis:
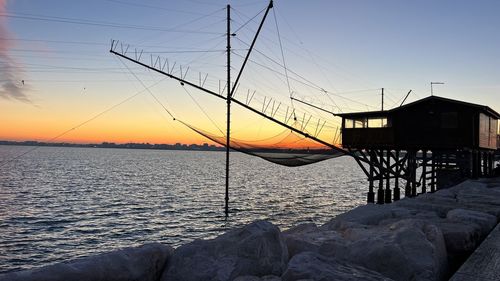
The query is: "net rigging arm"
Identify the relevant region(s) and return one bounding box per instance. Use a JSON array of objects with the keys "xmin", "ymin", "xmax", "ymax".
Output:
[
  {"xmin": 290, "ymin": 97, "xmax": 341, "ymax": 117},
  {"xmin": 109, "ymin": 44, "xmax": 397, "ymax": 178},
  {"xmin": 109, "ymin": 42, "xmax": 348, "ymax": 154}
]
